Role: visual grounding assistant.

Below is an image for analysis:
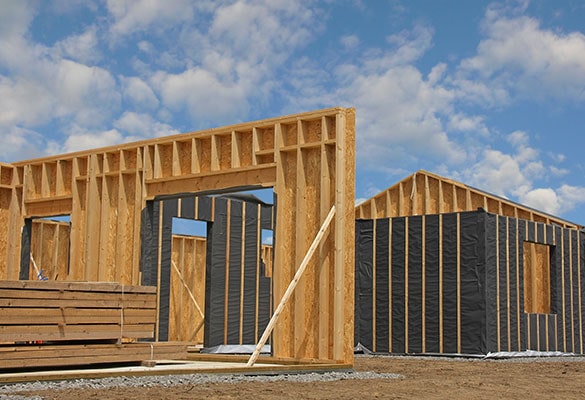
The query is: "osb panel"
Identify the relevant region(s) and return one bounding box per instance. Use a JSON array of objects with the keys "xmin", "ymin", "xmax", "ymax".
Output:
[{"xmin": 302, "ymin": 119, "xmax": 322, "ymax": 144}]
